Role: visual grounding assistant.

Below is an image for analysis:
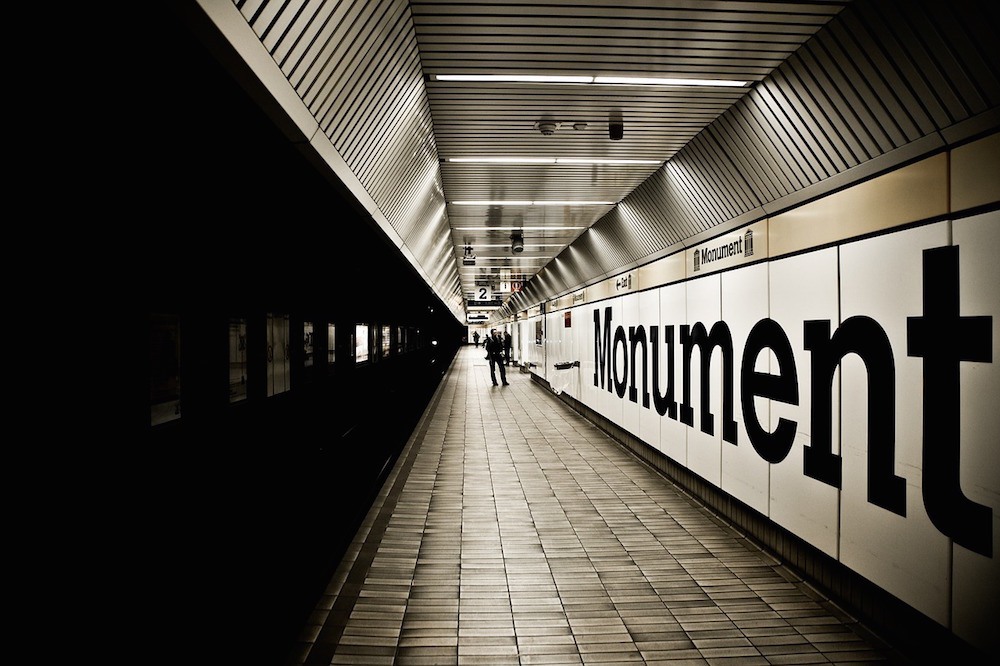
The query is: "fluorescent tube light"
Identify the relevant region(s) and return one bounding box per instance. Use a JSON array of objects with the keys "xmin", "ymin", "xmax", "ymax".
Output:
[
  {"xmin": 450, "ymin": 201, "xmax": 614, "ymax": 206},
  {"xmin": 432, "ymin": 74, "xmax": 749, "ymax": 87},
  {"xmin": 555, "ymin": 158, "xmax": 660, "ymax": 165},
  {"xmin": 593, "ymin": 76, "xmax": 748, "ymax": 87},
  {"xmin": 448, "ymin": 157, "xmax": 556, "ymax": 164},
  {"xmin": 447, "ymin": 157, "xmax": 660, "ymax": 165},
  {"xmin": 469, "ymin": 244, "xmax": 563, "ymax": 248},
  {"xmin": 450, "ymin": 200, "xmax": 534, "ymax": 206},
  {"xmin": 531, "ymin": 200, "xmax": 615, "ymax": 206},
  {"xmin": 454, "ymin": 226, "xmax": 587, "ymax": 231},
  {"xmin": 435, "ymin": 74, "xmax": 592, "ymax": 84}
]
